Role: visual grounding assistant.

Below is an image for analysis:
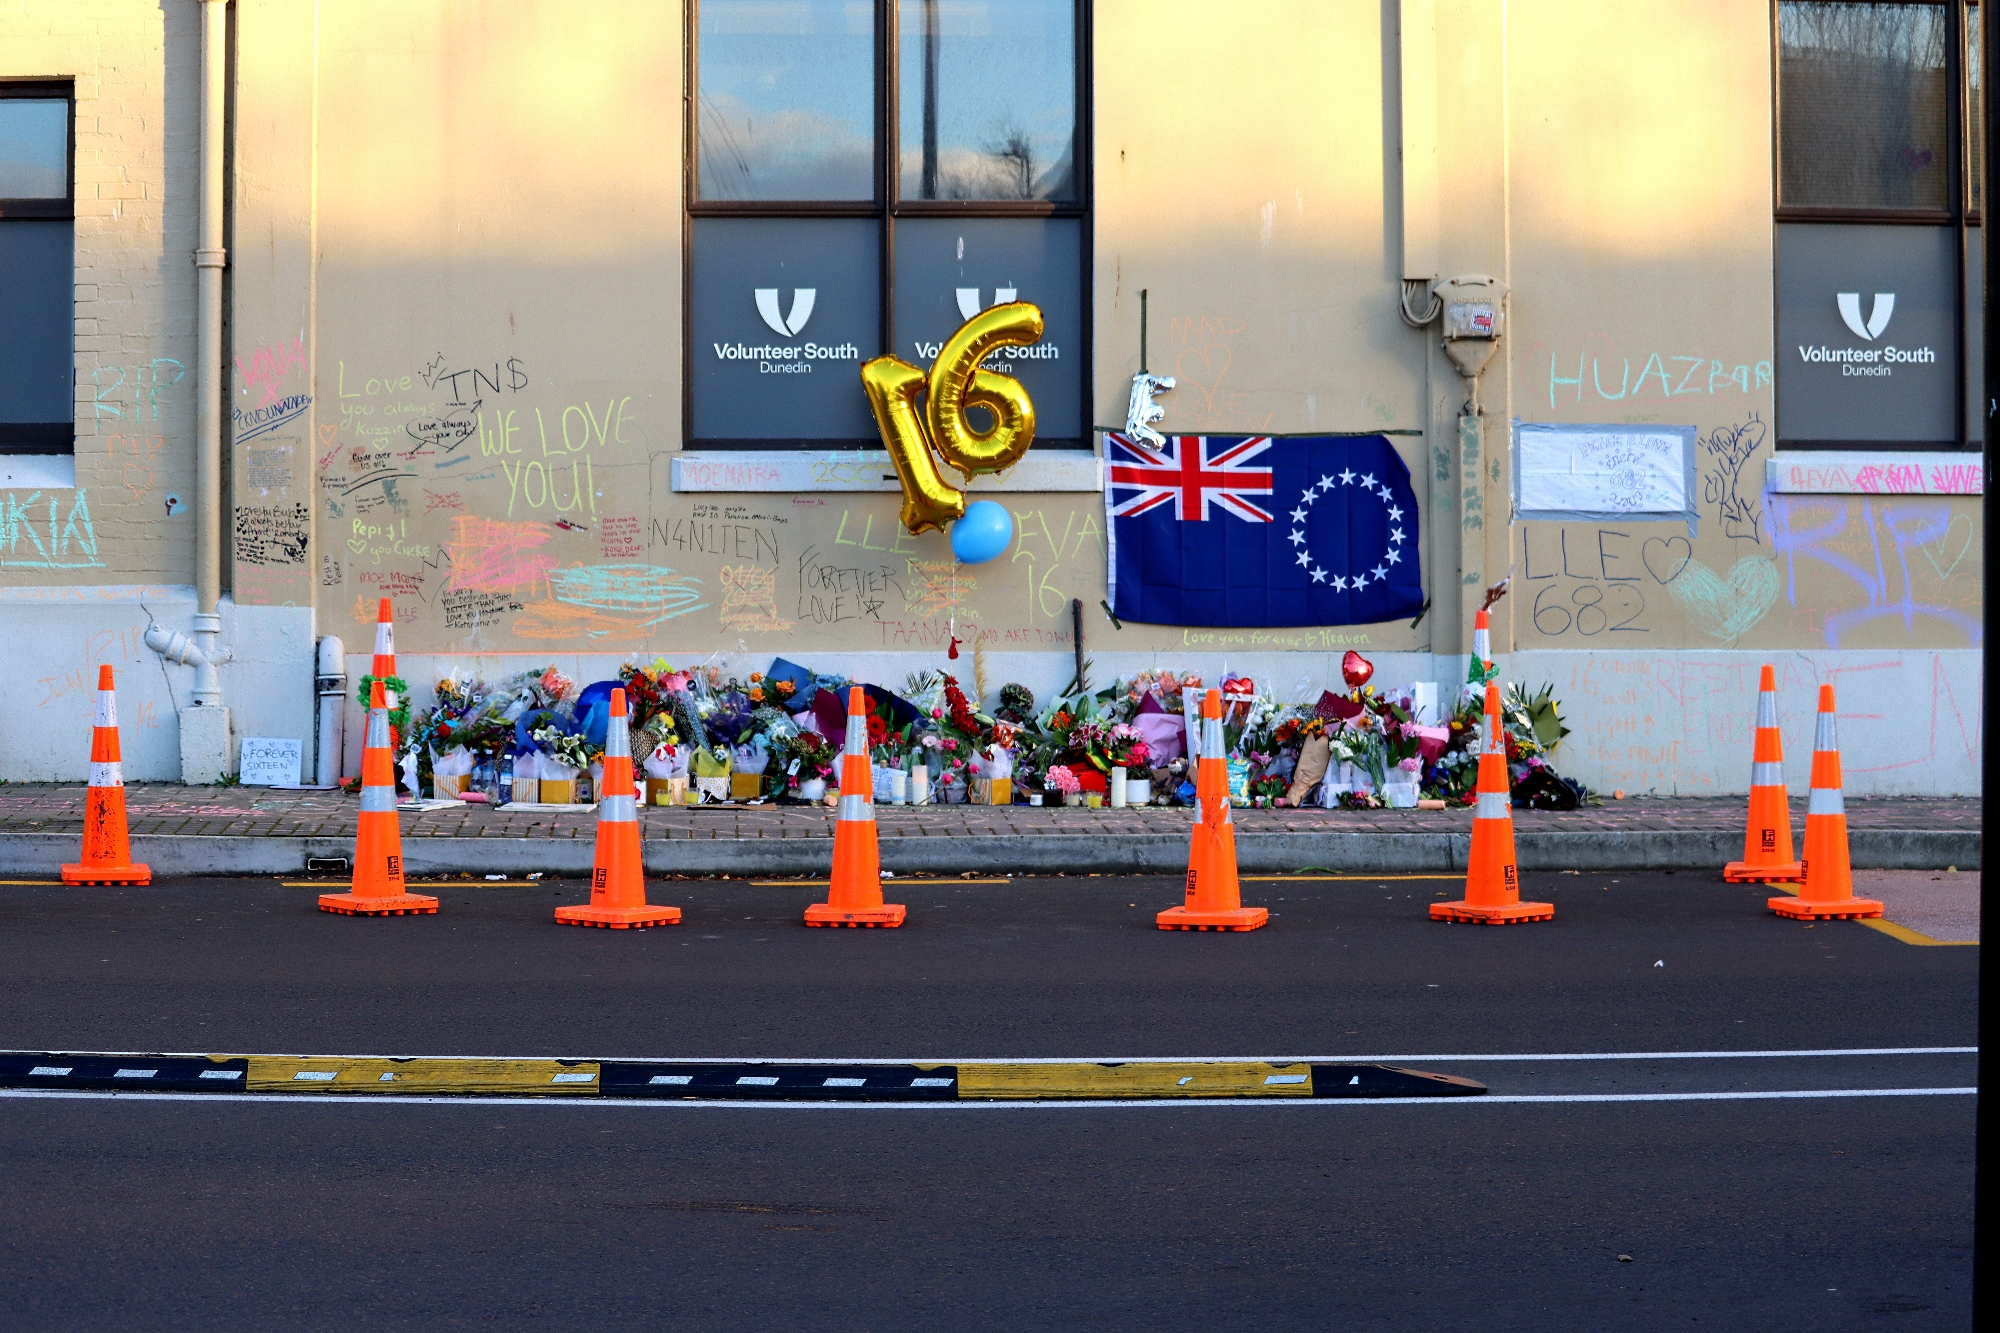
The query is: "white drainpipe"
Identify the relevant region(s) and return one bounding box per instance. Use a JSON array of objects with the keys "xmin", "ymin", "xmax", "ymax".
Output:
[{"xmin": 149, "ymin": 0, "xmax": 234, "ymax": 781}]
